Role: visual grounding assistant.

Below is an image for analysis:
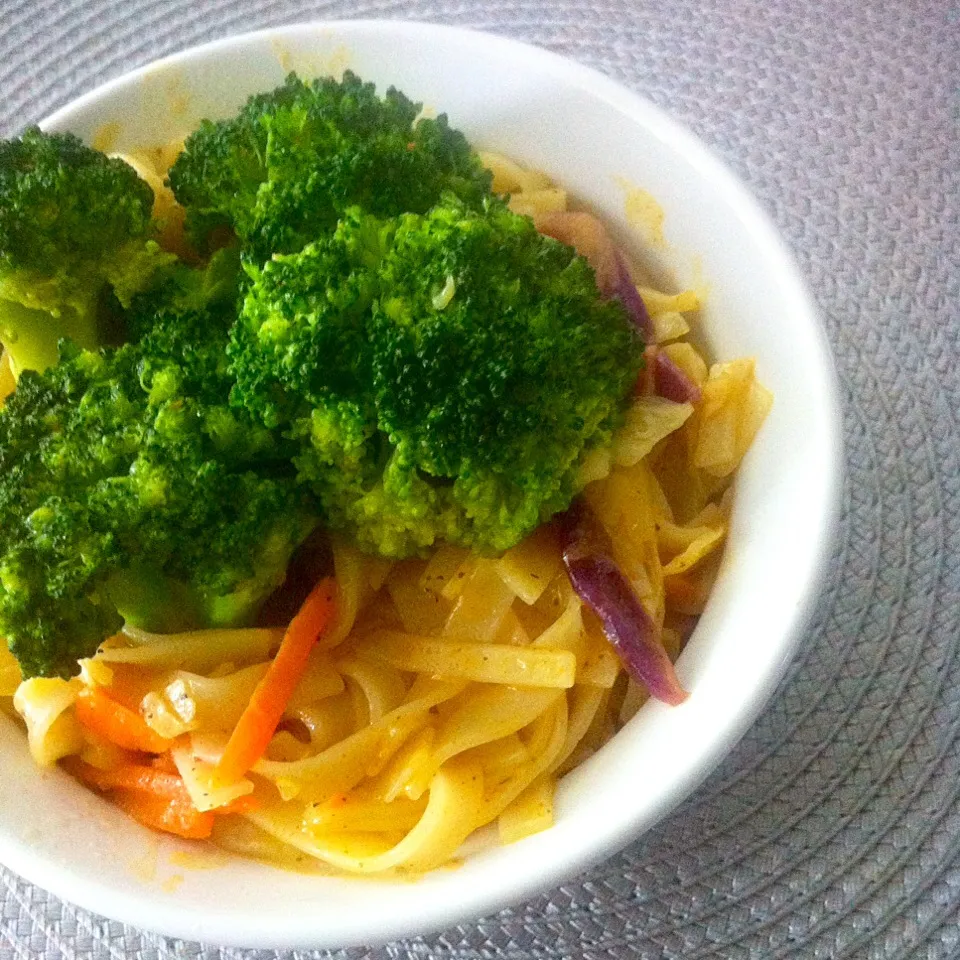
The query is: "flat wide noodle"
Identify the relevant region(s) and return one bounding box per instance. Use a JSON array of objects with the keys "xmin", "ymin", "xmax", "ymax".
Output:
[
  {"xmin": 106, "ymin": 627, "xmax": 282, "ymax": 671},
  {"xmin": 297, "ymin": 758, "xmax": 484, "ymax": 873},
  {"xmin": 356, "ymin": 630, "xmax": 577, "ymax": 688},
  {"xmin": 254, "ymin": 679, "xmax": 466, "ymax": 801}
]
